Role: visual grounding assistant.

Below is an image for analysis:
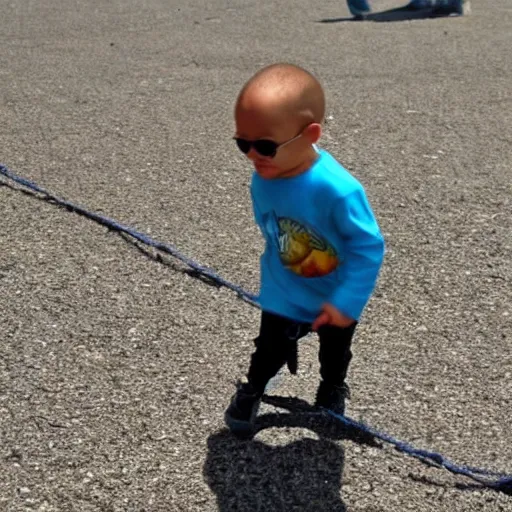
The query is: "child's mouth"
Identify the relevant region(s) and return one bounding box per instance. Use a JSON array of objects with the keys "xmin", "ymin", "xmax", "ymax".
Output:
[
  {"xmin": 255, "ymin": 161, "xmax": 273, "ymax": 171},
  {"xmin": 255, "ymin": 164, "xmax": 275, "ymax": 176}
]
